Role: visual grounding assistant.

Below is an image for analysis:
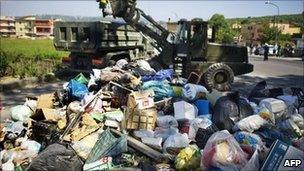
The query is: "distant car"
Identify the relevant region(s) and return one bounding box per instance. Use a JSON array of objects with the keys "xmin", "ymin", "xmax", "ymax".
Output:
[{"xmin": 254, "ymin": 45, "xmax": 275, "ymax": 56}]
